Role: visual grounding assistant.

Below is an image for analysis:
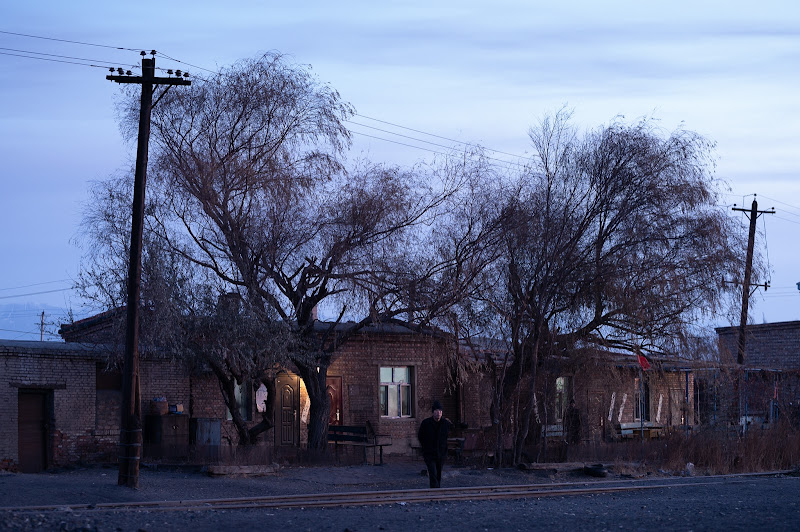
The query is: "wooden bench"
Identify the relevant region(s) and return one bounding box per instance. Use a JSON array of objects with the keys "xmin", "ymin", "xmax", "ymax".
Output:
[
  {"xmin": 327, "ymin": 422, "xmax": 392, "ymax": 465},
  {"xmin": 615, "ymin": 421, "xmax": 665, "ymax": 440}
]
